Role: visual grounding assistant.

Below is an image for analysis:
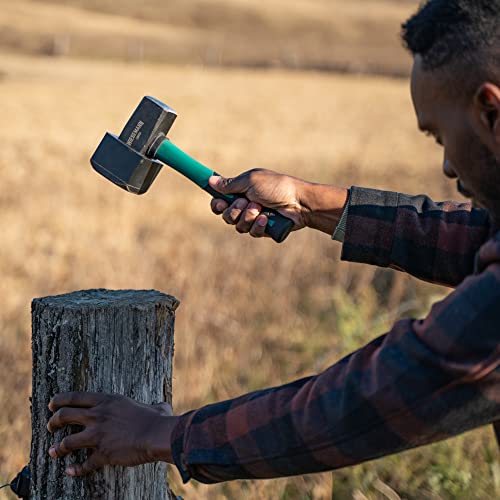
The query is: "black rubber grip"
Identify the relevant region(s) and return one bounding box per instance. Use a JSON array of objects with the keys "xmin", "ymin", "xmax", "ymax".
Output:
[{"xmin": 205, "ymin": 185, "xmax": 294, "ymax": 243}]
